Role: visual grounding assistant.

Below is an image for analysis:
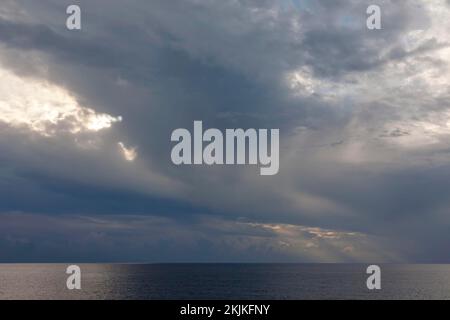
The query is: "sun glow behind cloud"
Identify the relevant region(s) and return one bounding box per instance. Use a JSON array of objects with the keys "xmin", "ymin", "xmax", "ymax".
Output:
[
  {"xmin": 118, "ymin": 142, "xmax": 137, "ymax": 162},
  {"xmin": 0, "ymin": 65, "xmax": 122, "ymax": 137}
]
